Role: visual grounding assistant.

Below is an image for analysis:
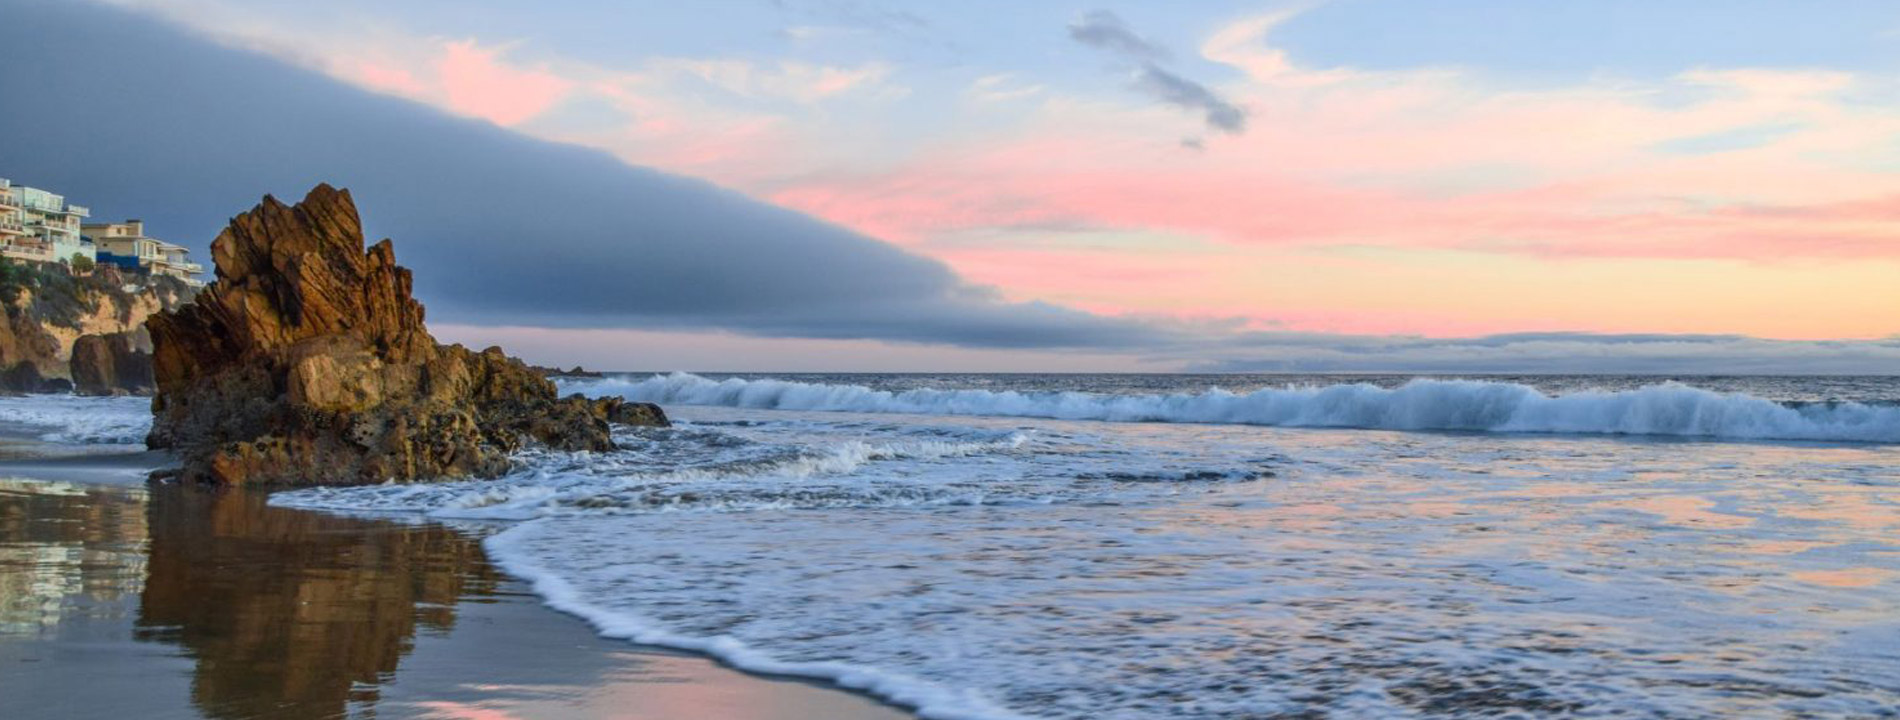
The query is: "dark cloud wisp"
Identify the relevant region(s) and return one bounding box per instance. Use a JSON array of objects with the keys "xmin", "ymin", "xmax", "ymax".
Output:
[
  {"xmin": 1067, "ymin": 10, "xmax": 1168, "ymax": 61},
  {"xmin": 1068, "ymin": 9, "xmax": 1246, "ymax": 135},
  {"xmin": 1133, "ymin": 64, "xmax": 1247, "ymax": 134}
]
